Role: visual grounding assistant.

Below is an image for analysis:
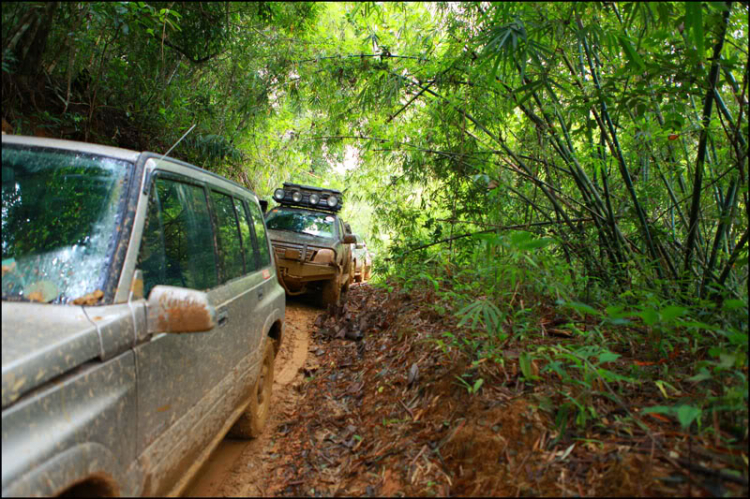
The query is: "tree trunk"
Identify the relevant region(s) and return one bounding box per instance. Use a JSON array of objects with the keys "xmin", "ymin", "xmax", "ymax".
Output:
[{"xmin": 15, "ymin": 2, "xmax": 58, "ymax": 76}]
